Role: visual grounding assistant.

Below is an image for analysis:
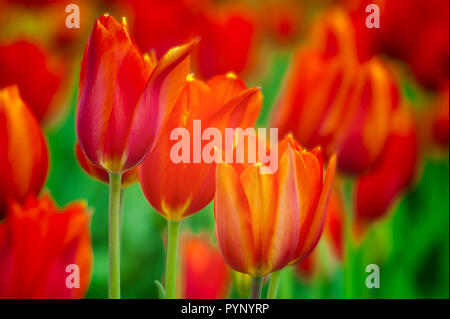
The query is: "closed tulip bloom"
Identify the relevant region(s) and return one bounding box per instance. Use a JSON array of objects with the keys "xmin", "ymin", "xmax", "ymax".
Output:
[
  {"xmin": 214, "ymin": 135, "xmax": 336, "ymax": 277},
  {"xmin": 354, "ymin": 107, "xmax": 419, "ymax": 238},
  {"xmin": 0, "ymin": 86, "xmax": 48, "ymax": 219},
  {"xmin": 139, "ymin": 73, "xmax": 262, "ymax": 220},
  {"xmin": 271, "ymin": 9, "xmax": 398, "ymax": 175},
  {"xmin": 74, "ymin": 143, "xmax": 138, "ymax": 188},
  {"xmin": 76, "ymin": 14, "xmax": 195, "ymax": 174},
  {"xmin": 180, "ymin": 234, "xmax": 230, "ymax": 299},
  {"xmin": 0, "ymin": 194, "xmax": 93, "ymax": 298}
]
